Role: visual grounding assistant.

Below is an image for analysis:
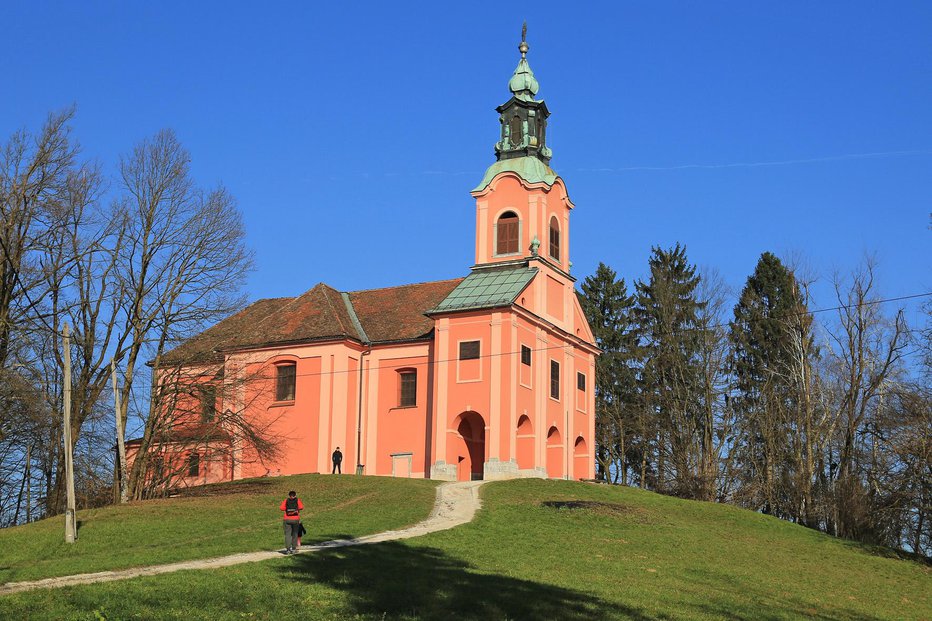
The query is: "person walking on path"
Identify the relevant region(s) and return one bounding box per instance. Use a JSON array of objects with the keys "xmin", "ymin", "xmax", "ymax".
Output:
[
  {"xmin": 332, "ymin": 447, "xmax": 343, "ymax": 474},
  {"xmin": 280, "ymin": 490, "xmax": 303, "ymax": 554}
]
